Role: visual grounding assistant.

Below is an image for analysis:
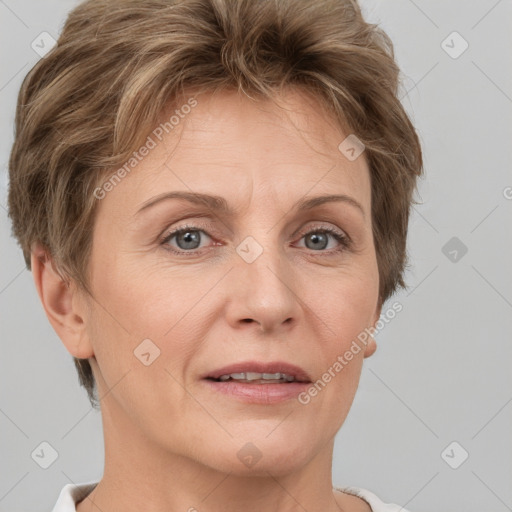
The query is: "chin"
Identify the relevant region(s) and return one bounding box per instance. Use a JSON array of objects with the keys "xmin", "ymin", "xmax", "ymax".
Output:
[{"xmin": 199, "ymin": 436, "xmax": 317, "ymax": 477}]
